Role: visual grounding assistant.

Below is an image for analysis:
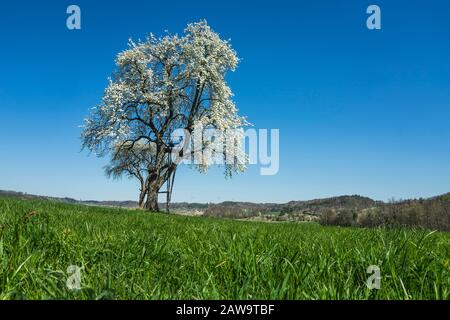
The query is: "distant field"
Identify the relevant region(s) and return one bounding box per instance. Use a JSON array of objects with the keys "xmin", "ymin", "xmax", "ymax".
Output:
[{"xmin": 0, "ymin": 196, "xmax": 449, "ymax": 299}]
